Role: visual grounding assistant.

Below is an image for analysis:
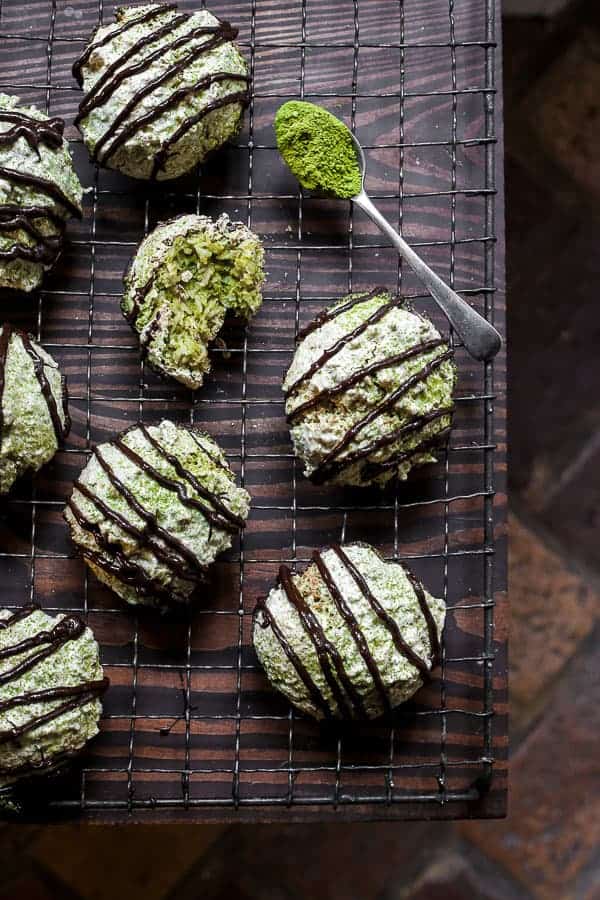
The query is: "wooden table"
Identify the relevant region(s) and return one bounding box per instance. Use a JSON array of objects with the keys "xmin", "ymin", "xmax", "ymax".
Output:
[{"xmin": 0, "ymin": 0, "xmax": 507, "ymax": 822}]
